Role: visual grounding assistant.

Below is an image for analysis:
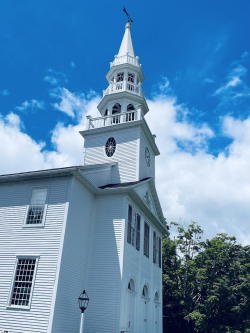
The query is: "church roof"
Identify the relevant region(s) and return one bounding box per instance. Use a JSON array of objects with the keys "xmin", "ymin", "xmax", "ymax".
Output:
[
  {"xmin": 118, "ymin": 23, "xmax": 135, "ymax": 57},
  {"xmin": 0, "ymin": 164, "xmax": 168, "ymax": 235},
  {"xmin": 99, "ymin": 177, "xmax": 151, "ymax": 189}
]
